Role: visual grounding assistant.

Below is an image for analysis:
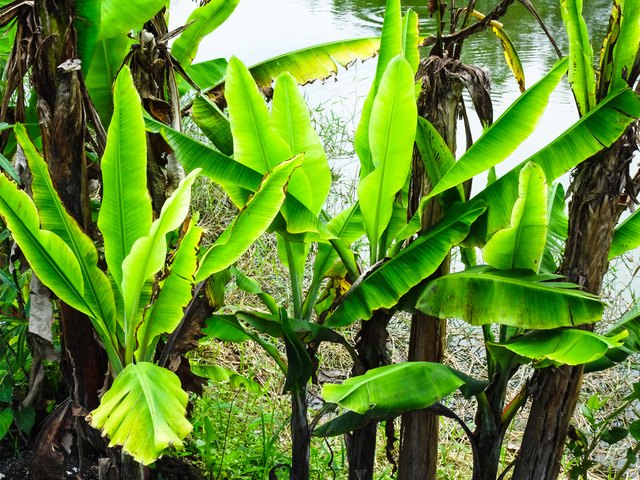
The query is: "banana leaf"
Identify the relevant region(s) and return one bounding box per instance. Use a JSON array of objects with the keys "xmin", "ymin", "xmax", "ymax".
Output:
[
  {"xmin": 585, "ymin": 303, "xmax": 640, "ymax": 372},
  {"xmin": 191, "ymin": 94, "xmax": 233, "ymax": 156},
  {"xmin": 171, "ymin": 0, "xmax": 240, "ymax": 68},
  {"xmin": 609, "ymin": 209, "xmax": 640, "ymax": 259},
  {"xmin": 322, "ymin": 362, "xmax": 464, "ymax": 415},
  {"xmin": 473, "ymin": 87, "xmax": 640, "ymax": 241},
  {"xmin": 196, "ymin": 155, "xmax": 303, "ymax": 281},
  {"xmin": 74, "ymin": 0, "xmax": 101, "ymax": 75},
  {"xmin": 401, "ymin": 10, "xmax": 420, "ymax": 75},
  {"xmin": 99, "ymin": 0, "xmax": 167, "ymax": 39},
  {"xmin": 325, "ymin": 201, "xmax": 486, "ymax": 328},
  {"xmin": 272, "ymin": 72, "xmax": 331, "ymax": 215},
  {"xmin": 355, "ymin": 0, "xmax": 403, "ymax": 177},
  {"xmin": 15, "ymin": 125, "xmax": 118, "ymax": 354},
  {"xmin": 98, "ymin": 66, "xmax": 153, "ymax": 289},
  {"xmin": 136, "ymin": 218, "xmax": 203, "ymax": 362},
  {"xmin": 418, "ymin": 265, "xmax": 603, "ymax": 329},
  {"xmin": 358, "ymin": 55, "xmax": 417, "ymax": 260},
  {"xmin": 560, "ymin": 0, "xmax": 596, "ymax": 115},
  {"xmin": 121, "ymin": 170, "xmax": 199, "ymax": 363},
  {"xmin": 247, "ymin": 37, "xmax": 380, "ymax": 93},
  {"xmin": 541, "ymin": 182, "xmax": 568, "ymax": 273},
  {"xmin": 184, "ymin": 58, "xmax": 228, "ymax": 92},
  {"xmin": 487, "ymin": 329, "xmax": 627, "ymax": 368},
  {"xmin": 483, "ymin": 162, "xmax": 548, "ymax": 271},
  {"xmin": 88, "ymin": 362, "xmax": 192, "ymax": 466},
  {"xmin": 609, "ymin": 0, "xmax": 640, "ymax": 91},
  {"xmin": 427, "ymin": 57, "xmax": 568, "ymax": 200}
]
